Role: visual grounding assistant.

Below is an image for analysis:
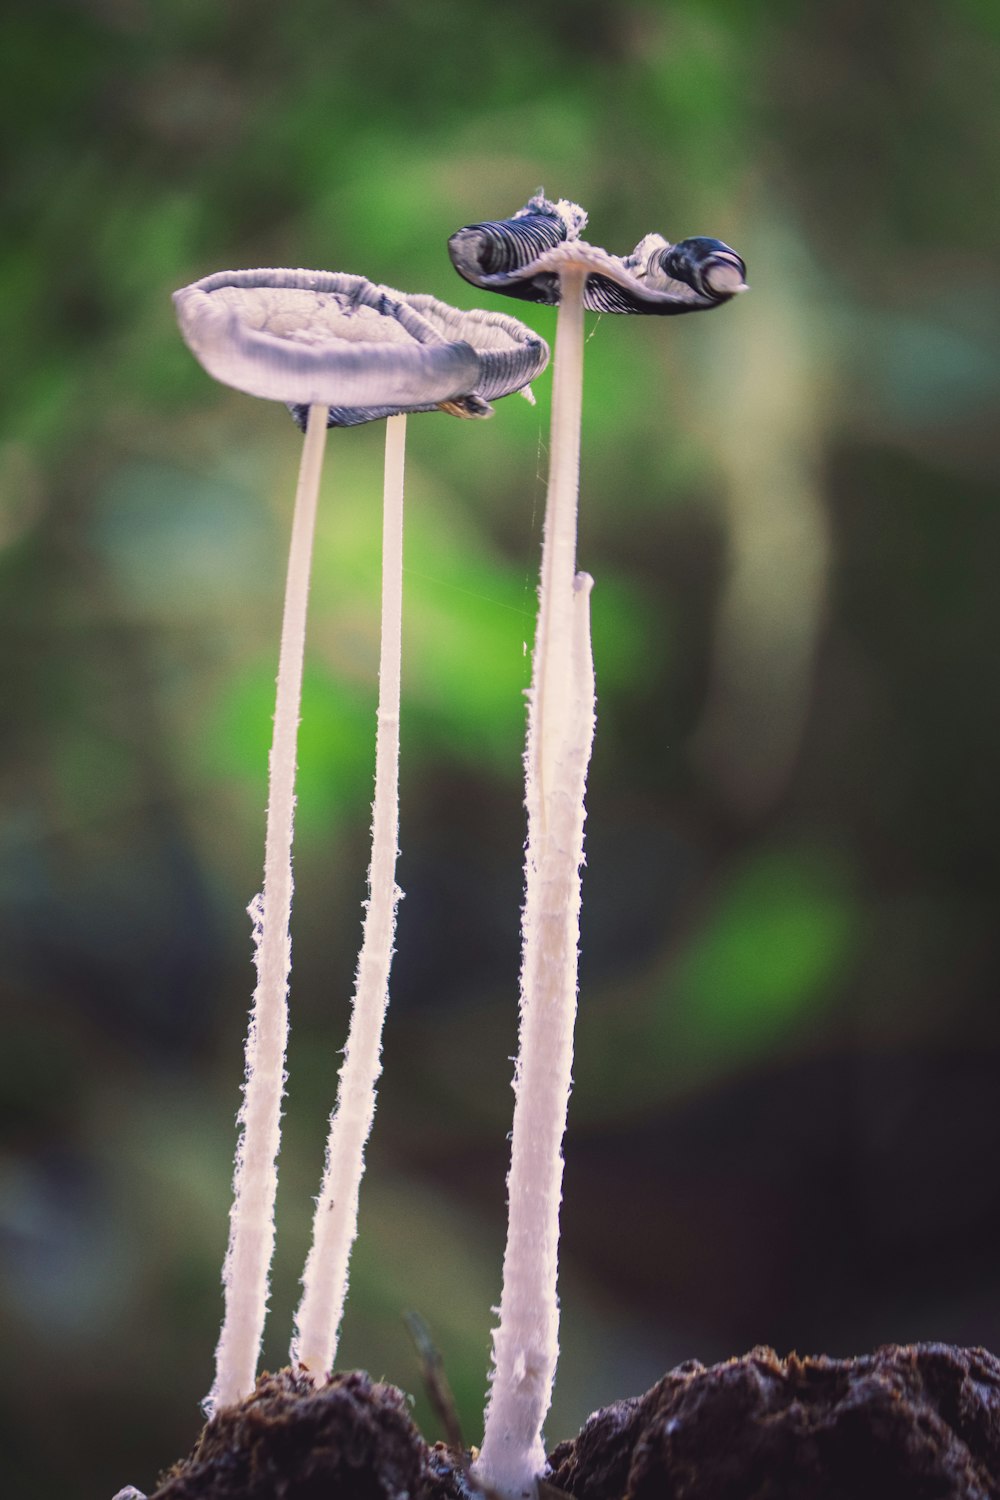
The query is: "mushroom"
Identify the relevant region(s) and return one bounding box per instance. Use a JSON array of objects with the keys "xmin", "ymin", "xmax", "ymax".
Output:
[
  {"xmin": 173, "ymin": 267, "xmax": 548, "ymax": 1415},
  {"xmin": 448, "ymin": 194, "xmax": 747, "ymax": 1498}
]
